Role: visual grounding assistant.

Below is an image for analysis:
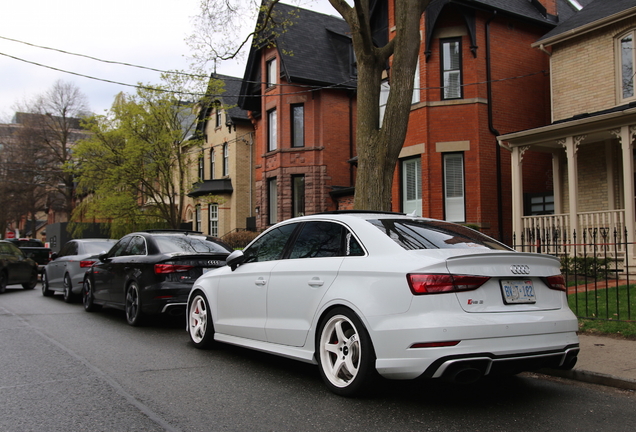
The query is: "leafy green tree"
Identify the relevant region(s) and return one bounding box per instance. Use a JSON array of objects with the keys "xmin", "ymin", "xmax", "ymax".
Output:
[
  {"xmin": 71, "ymin": 74, "xmax": 213, "ymax": 238},
  {"xmin": 188, "ymin": 0, "xmax": 431, "ymax": 211}
]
